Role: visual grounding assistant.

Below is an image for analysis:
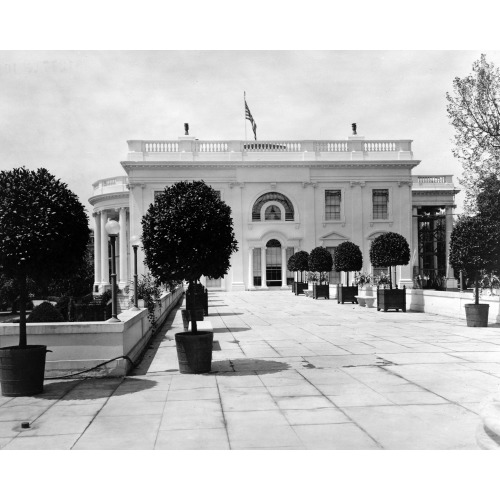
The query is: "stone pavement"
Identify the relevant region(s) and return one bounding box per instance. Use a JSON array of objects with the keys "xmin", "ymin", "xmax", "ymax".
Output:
[{"xmin": 2, "ymin": 290, "xmax": 500, "ymax": 450}]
